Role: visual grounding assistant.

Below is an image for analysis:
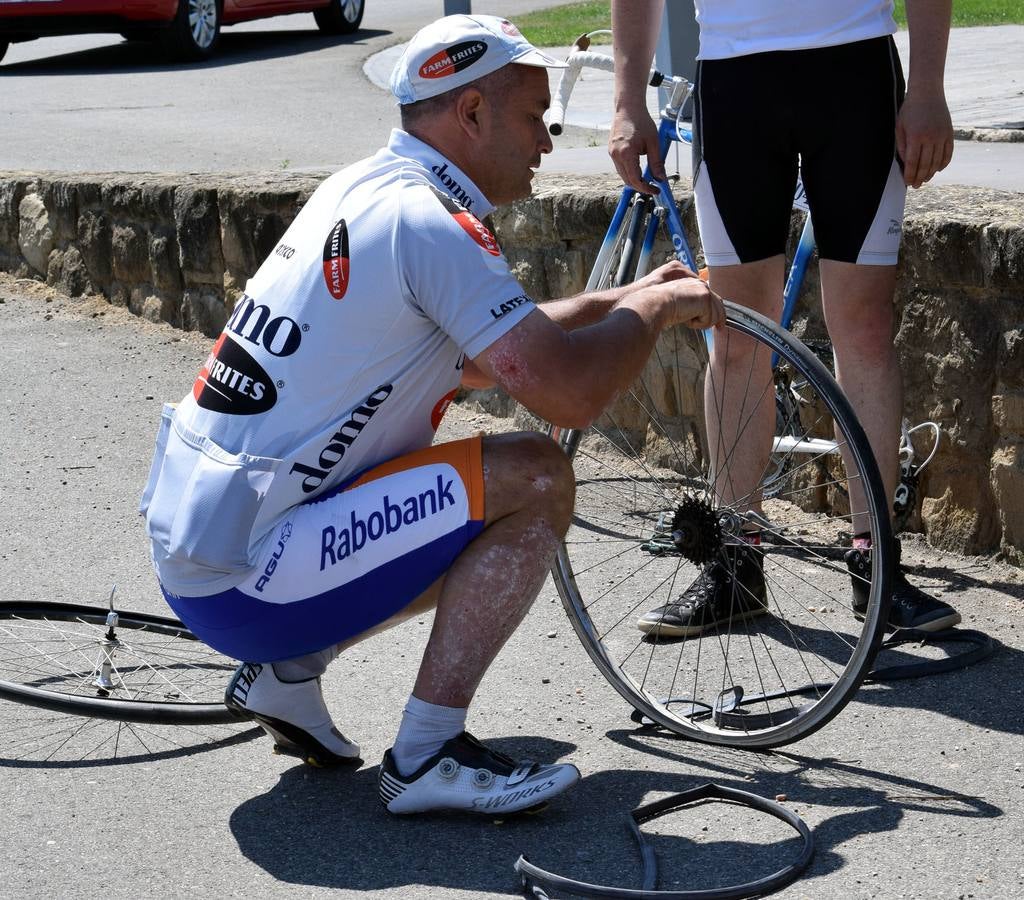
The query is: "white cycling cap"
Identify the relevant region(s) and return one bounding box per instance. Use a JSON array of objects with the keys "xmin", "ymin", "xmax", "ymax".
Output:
[{"xmin": 390, "ymin": 14, "xmax": 567, "ymax": 105}]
